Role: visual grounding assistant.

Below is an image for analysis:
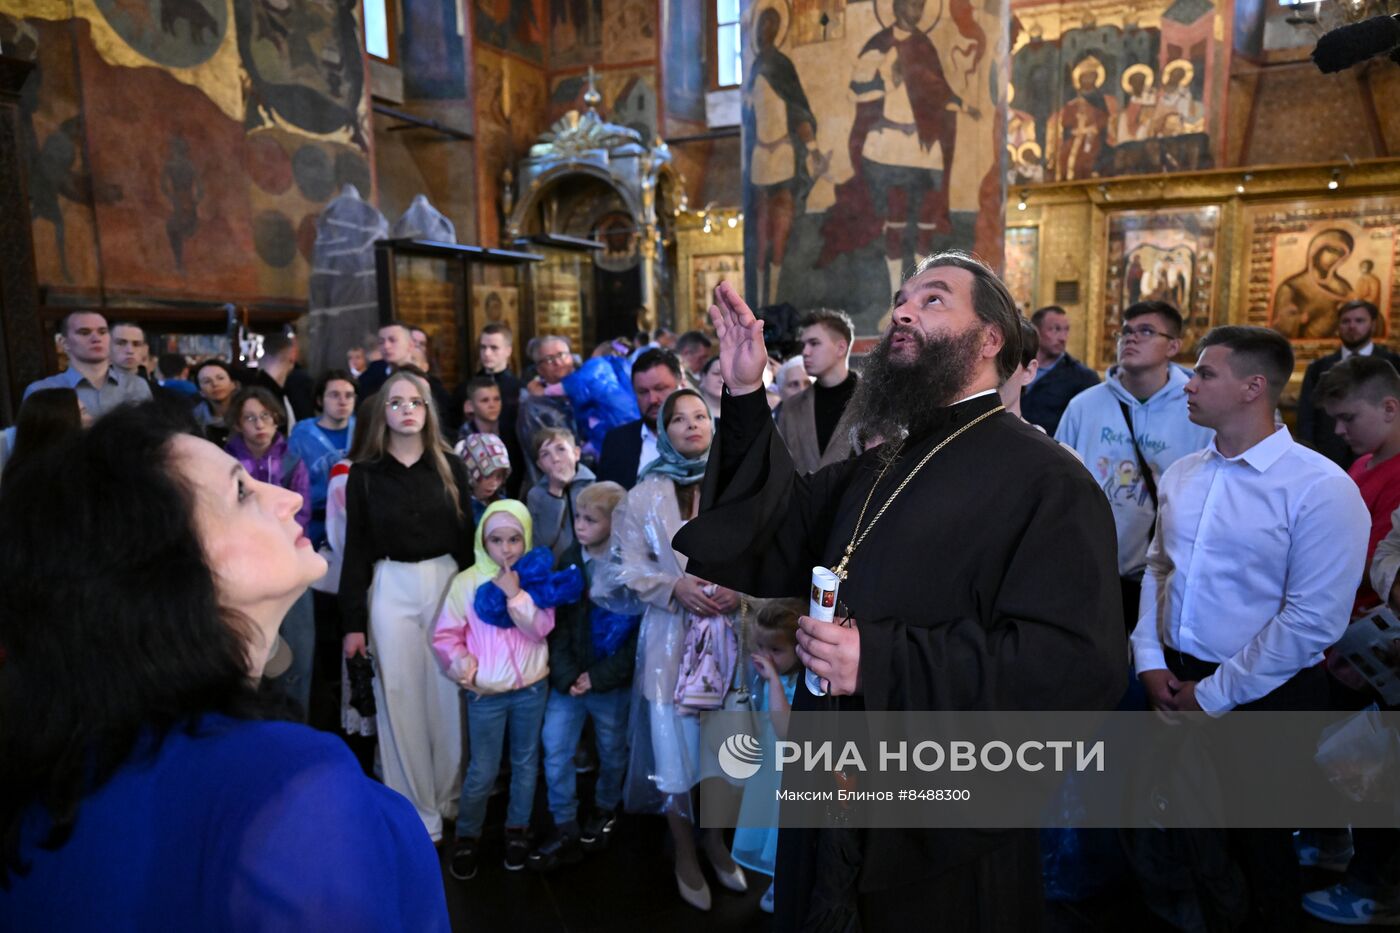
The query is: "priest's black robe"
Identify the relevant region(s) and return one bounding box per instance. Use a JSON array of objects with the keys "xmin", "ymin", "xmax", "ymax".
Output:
[{"xmin": 673, "ymin": 388, "xmax": 1127, "ymax": 932}]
